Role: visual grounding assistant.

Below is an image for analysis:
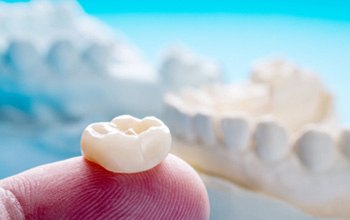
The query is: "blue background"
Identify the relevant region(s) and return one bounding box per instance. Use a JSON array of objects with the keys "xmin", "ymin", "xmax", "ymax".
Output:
[{"xmin": 5, "ymin": 0, "xmax": 350, "ymax": 21}]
